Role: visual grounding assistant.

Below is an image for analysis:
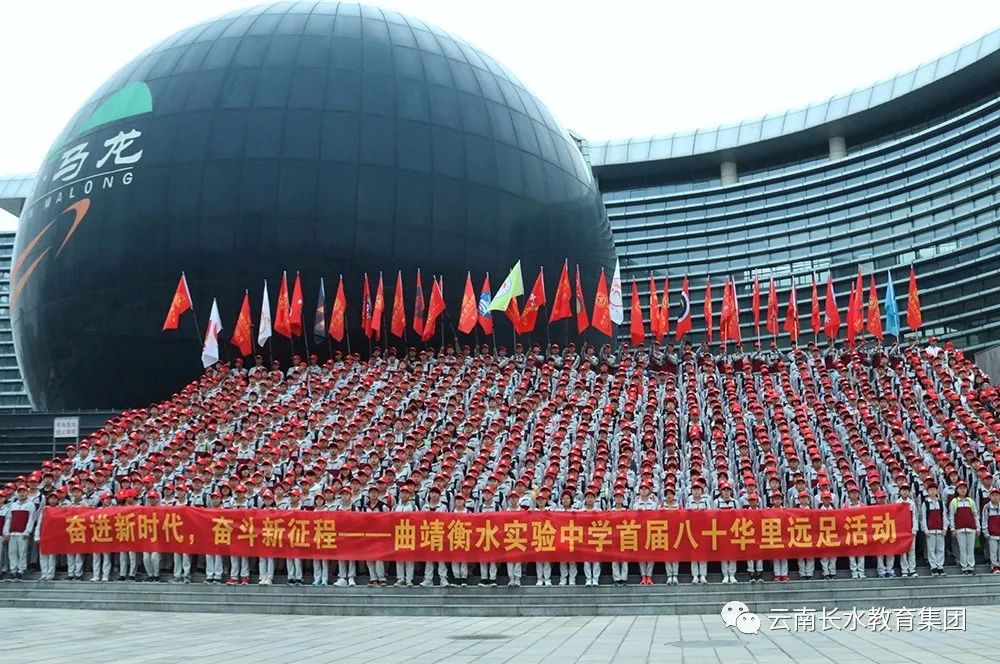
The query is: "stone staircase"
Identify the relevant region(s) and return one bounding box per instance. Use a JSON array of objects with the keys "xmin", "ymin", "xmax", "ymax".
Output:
[{"xmin": 1, "ymin": 570, "xmax": 997, "ymax": 617}]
